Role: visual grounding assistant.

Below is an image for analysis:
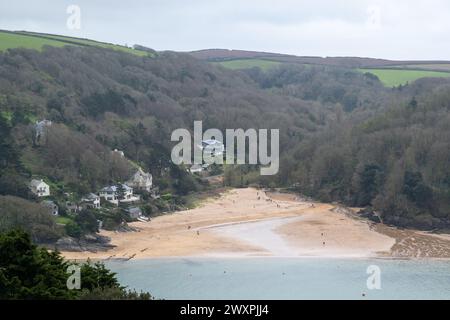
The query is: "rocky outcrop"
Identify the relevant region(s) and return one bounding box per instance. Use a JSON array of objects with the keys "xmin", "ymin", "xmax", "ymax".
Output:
[
  {"xmin": 358, "ymin": 208, "xmax": 383, "ymax": 223},
  {"xmin": 55, "ymin": 234, "xmax": 115, "ymax": 252}
]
